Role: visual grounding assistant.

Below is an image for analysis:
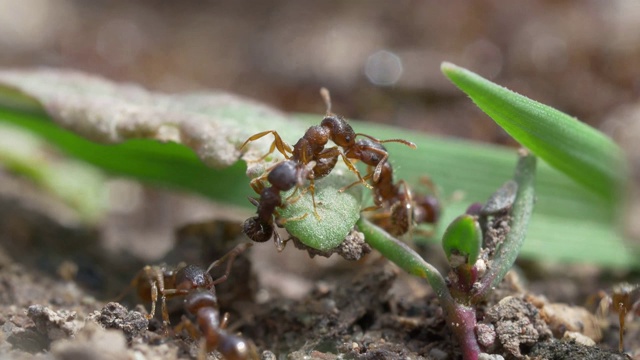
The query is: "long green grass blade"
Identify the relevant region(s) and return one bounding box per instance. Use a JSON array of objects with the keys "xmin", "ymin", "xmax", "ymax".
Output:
[{"xmin": 441, "ymin": 62, "xmax": 628, "ymax": 205}]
